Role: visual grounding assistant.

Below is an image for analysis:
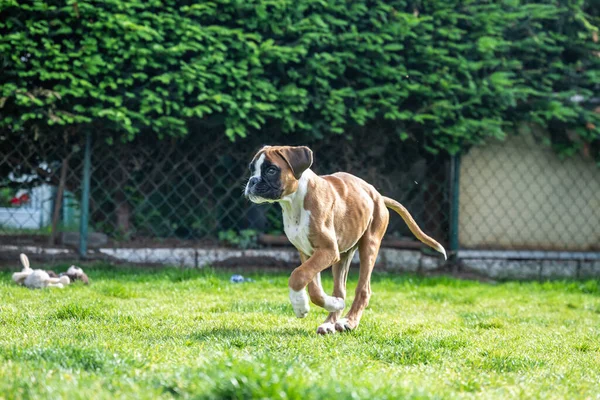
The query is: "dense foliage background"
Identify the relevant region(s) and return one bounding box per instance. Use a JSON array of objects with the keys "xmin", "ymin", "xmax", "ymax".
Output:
[{"xmin": 1, "ymin": 0, "xmax": 599, "ymax": 158}]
